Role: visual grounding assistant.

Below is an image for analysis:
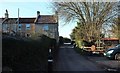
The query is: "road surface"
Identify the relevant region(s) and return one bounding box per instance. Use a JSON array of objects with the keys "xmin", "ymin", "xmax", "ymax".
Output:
[{"xmin": 53, "ymin": 45, "xmax": 107, "ymax": 72}]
